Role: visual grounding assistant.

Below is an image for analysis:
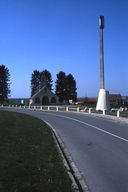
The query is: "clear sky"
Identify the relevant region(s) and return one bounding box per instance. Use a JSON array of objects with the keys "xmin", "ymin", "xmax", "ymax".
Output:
[{"xmin": 0, "ymin": 0, "xmax": 128, "ymax": 98}]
